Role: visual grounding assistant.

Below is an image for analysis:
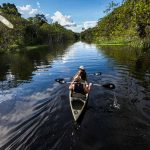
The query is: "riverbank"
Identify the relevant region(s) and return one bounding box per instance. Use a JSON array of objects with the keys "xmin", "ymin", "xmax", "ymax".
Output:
[
  {"xmin": 25, "ymin": 45, "xmax": 49, "ymax": 51},
  {"xmin": 94, "ymin": 38, "xmax": 129, "ymax": 46},
  {"xmin": 91, "ymin": 38, "xmax": 150, "ymax": 49},
  {"xmin": 0, "ymin": 3, "xmax": 78, "ymax": 54},
  {"xmin": 0, "ymin": 45, "xmax": 49, "ymax": 54},
  {"xmin": 81, "ymin": 0, "xmax": 150, "ymax": 50}
]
